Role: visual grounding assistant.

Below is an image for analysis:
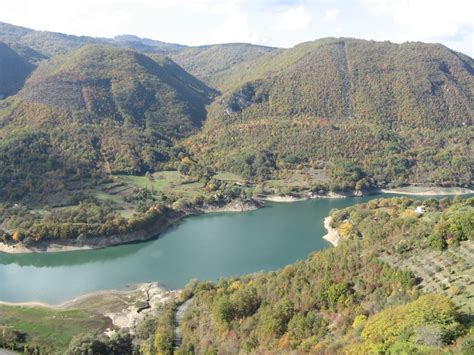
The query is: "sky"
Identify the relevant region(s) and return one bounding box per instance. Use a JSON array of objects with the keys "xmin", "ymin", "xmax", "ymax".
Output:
[{"xmin": 0, "ymin": 0, "xmax": 472, "ymax": 56}]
